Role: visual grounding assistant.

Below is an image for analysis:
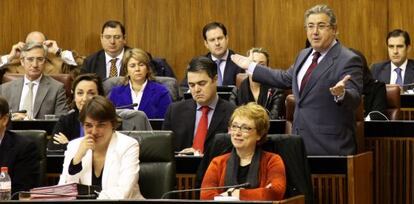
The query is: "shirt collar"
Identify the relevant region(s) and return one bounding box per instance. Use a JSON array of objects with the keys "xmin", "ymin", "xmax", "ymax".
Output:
[
  {"xmin": 128, "ymin": 79, "xmax": 148, "ymax": 93},
  {"xmin": 196, "ymin": 94, "xmax": 219, "ymax": 111},
  {"xmin": 211, "ymin": 49, "xmax": 229, "ymax": 62},
  {"xmin": 391, "ymin": 59, "xmax": 408, "ymax": 71},
  {"xmin": 105, "ymin": 48, "xmax": 125, "ymax": 64},
  {"xmin": 24, "ymin": 74, "xmax": 42, "ymax": 85},
  {"xmin": 311, "ymin": 39, "xmax": 337, "ymax": 57}
]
